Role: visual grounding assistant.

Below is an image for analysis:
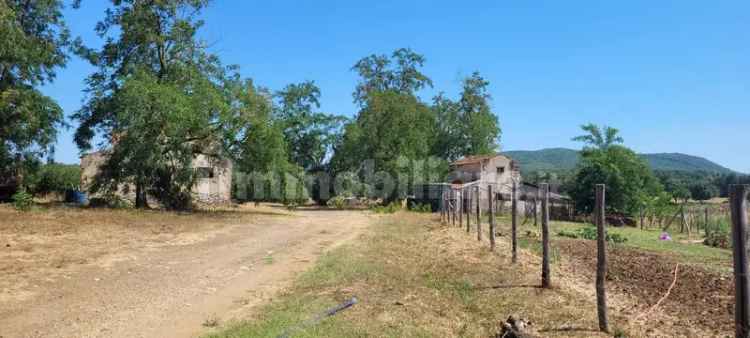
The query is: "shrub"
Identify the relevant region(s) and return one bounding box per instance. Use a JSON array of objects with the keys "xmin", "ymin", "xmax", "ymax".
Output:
[
  {"xmin": 704, "ymin": 218, "xmax": 731, "ymax": 249},
  {"xmin": 11, "ymin": 190, "xmax": 33, "ymax": 211},
  {"xmin": 327, "ymin": 196, "xmax": 347, "ymax": 209},
  {"xmin": 409, "ymin": 202, "xmax": 432, "ymax": 213},
  {"xmin": 371, "ymin": 201, "xmax": 401, "ymax": 214},
  {"xmin": 557, "ymin": 229, "xmax": 579, "ymax": 239},
  {"xmin": 28, "ymin": 164, "xmax": 80, "ymax": 195},
  {"xmin": 88, "ymin": 195, "xmax": 132, "ymax": 209},
  {"xmin": 567, "ymin": 225, "xmax": 628, "ymax": 244}
]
